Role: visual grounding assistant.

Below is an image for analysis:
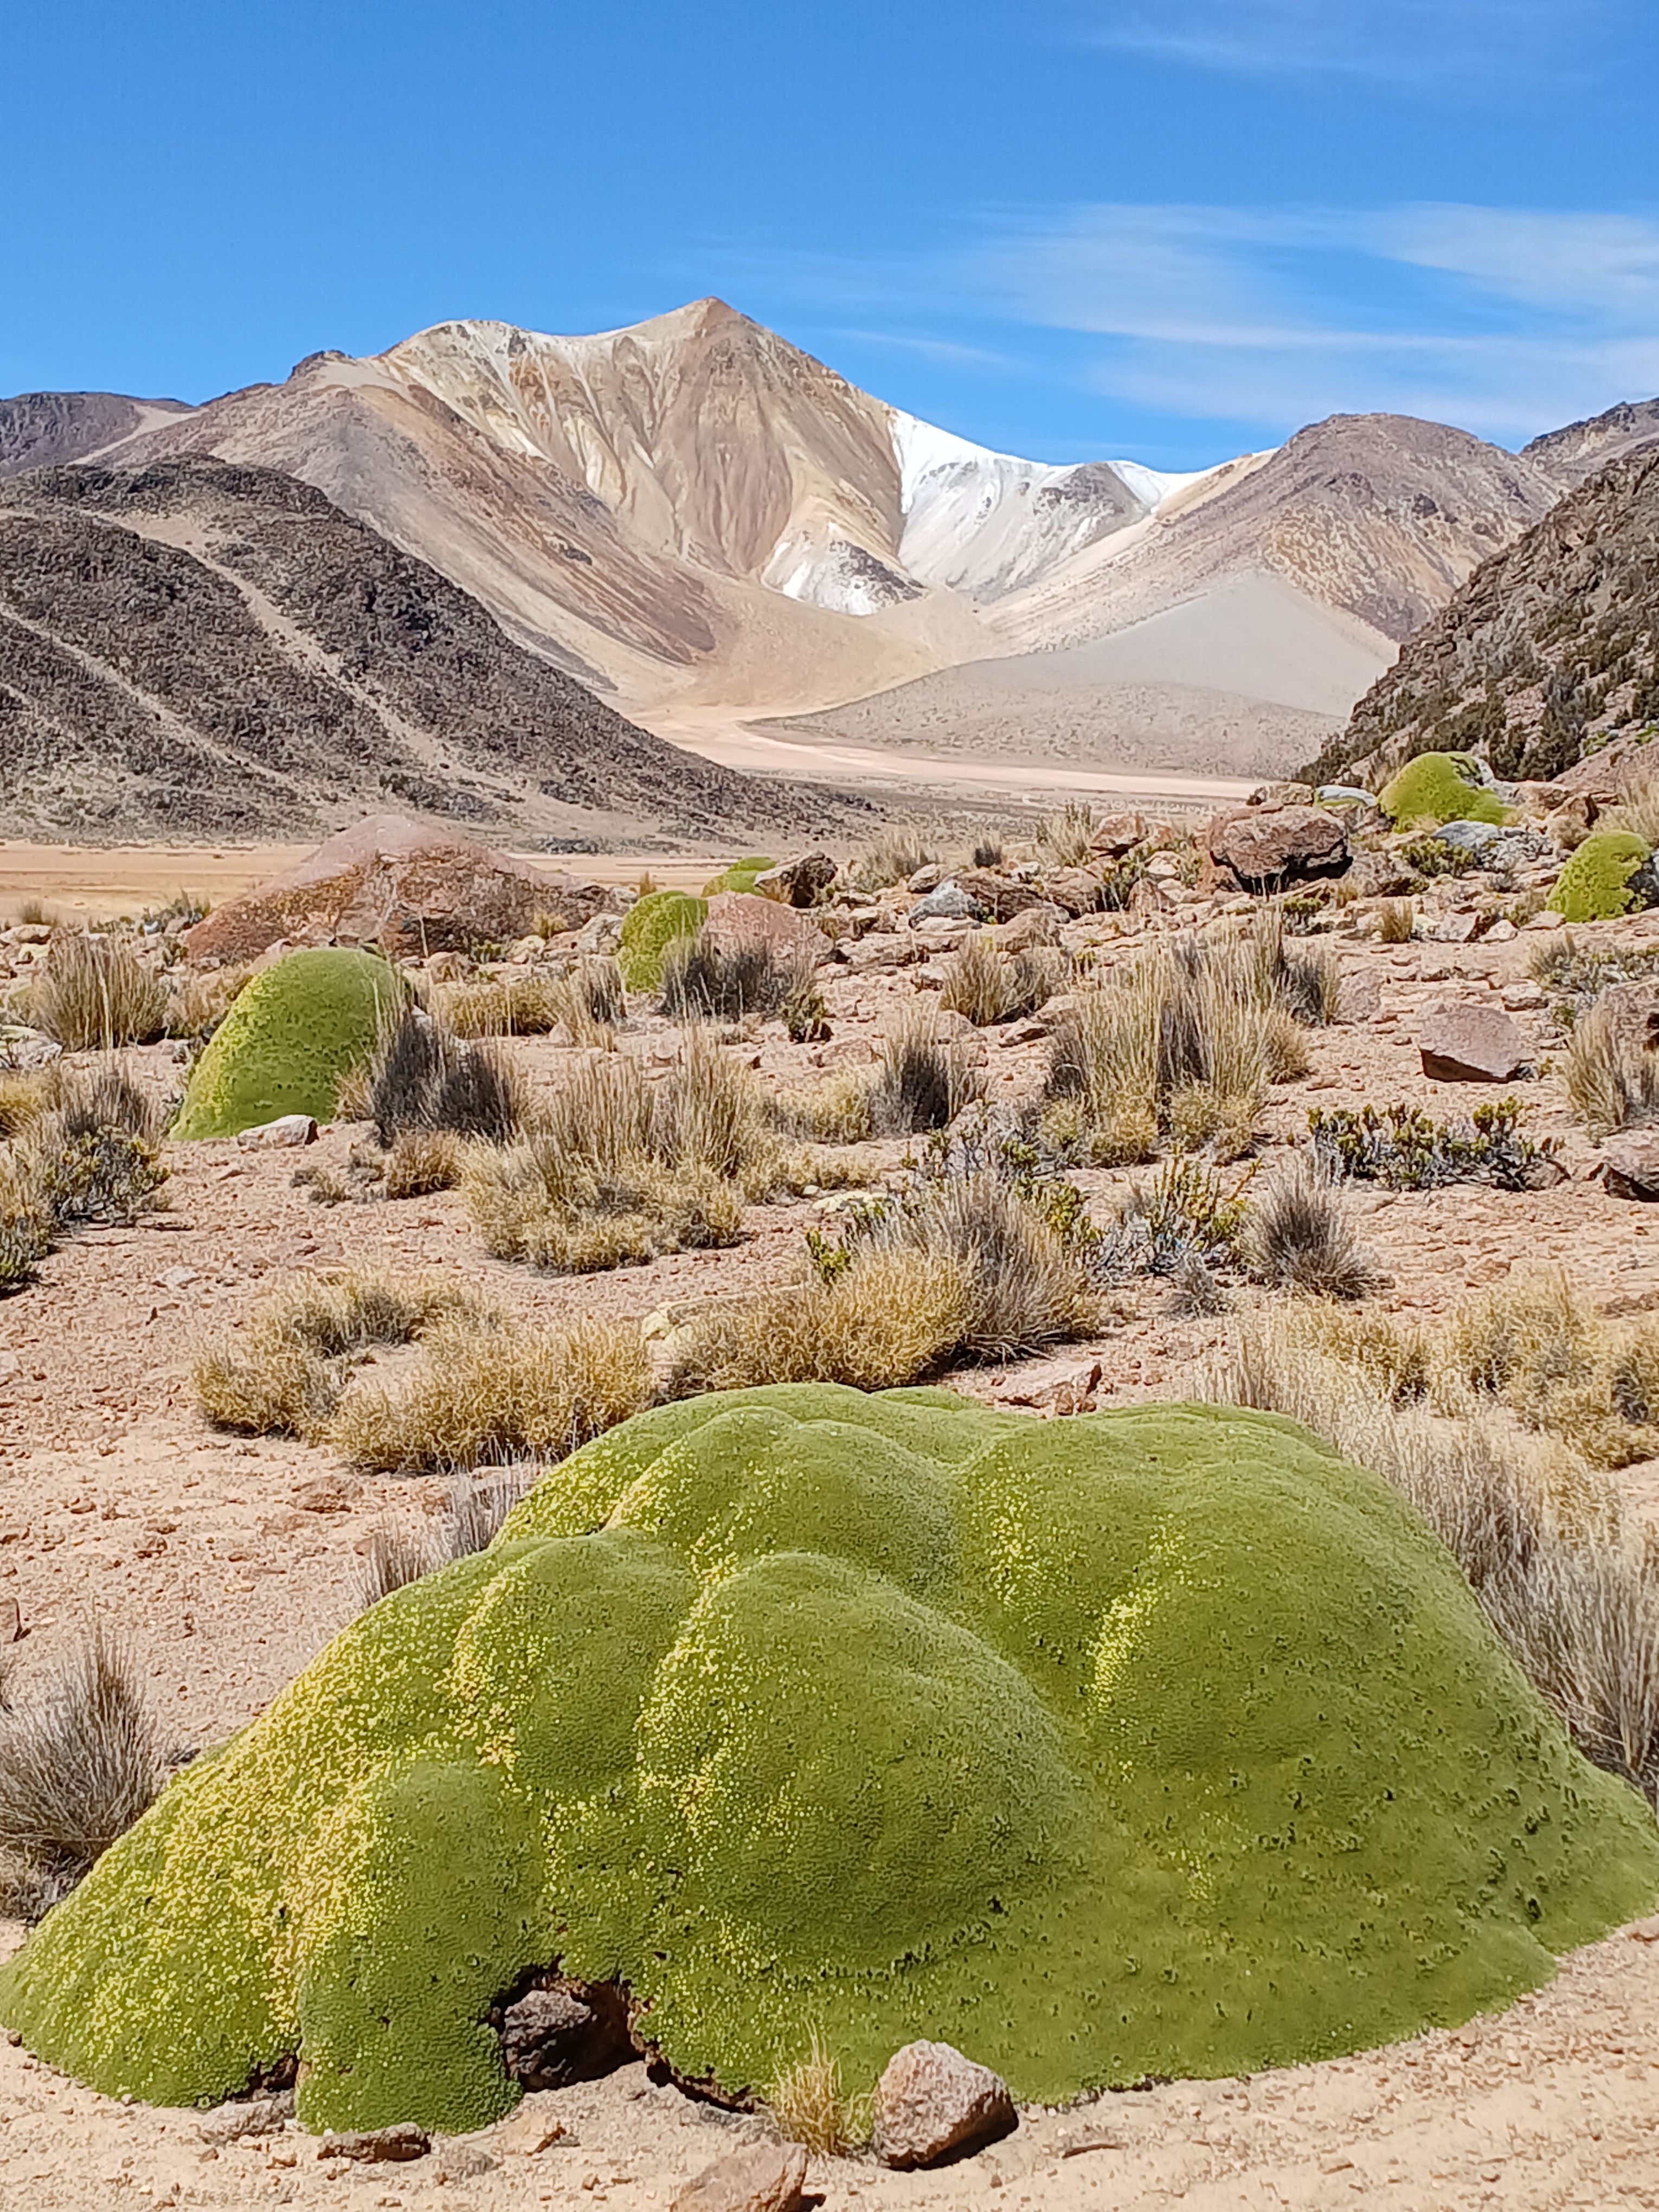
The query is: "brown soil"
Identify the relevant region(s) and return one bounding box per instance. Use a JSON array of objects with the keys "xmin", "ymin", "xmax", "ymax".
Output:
[{"xmin": 4, "ymin": 896, "xmax": 1659, "ymax": 2206}]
